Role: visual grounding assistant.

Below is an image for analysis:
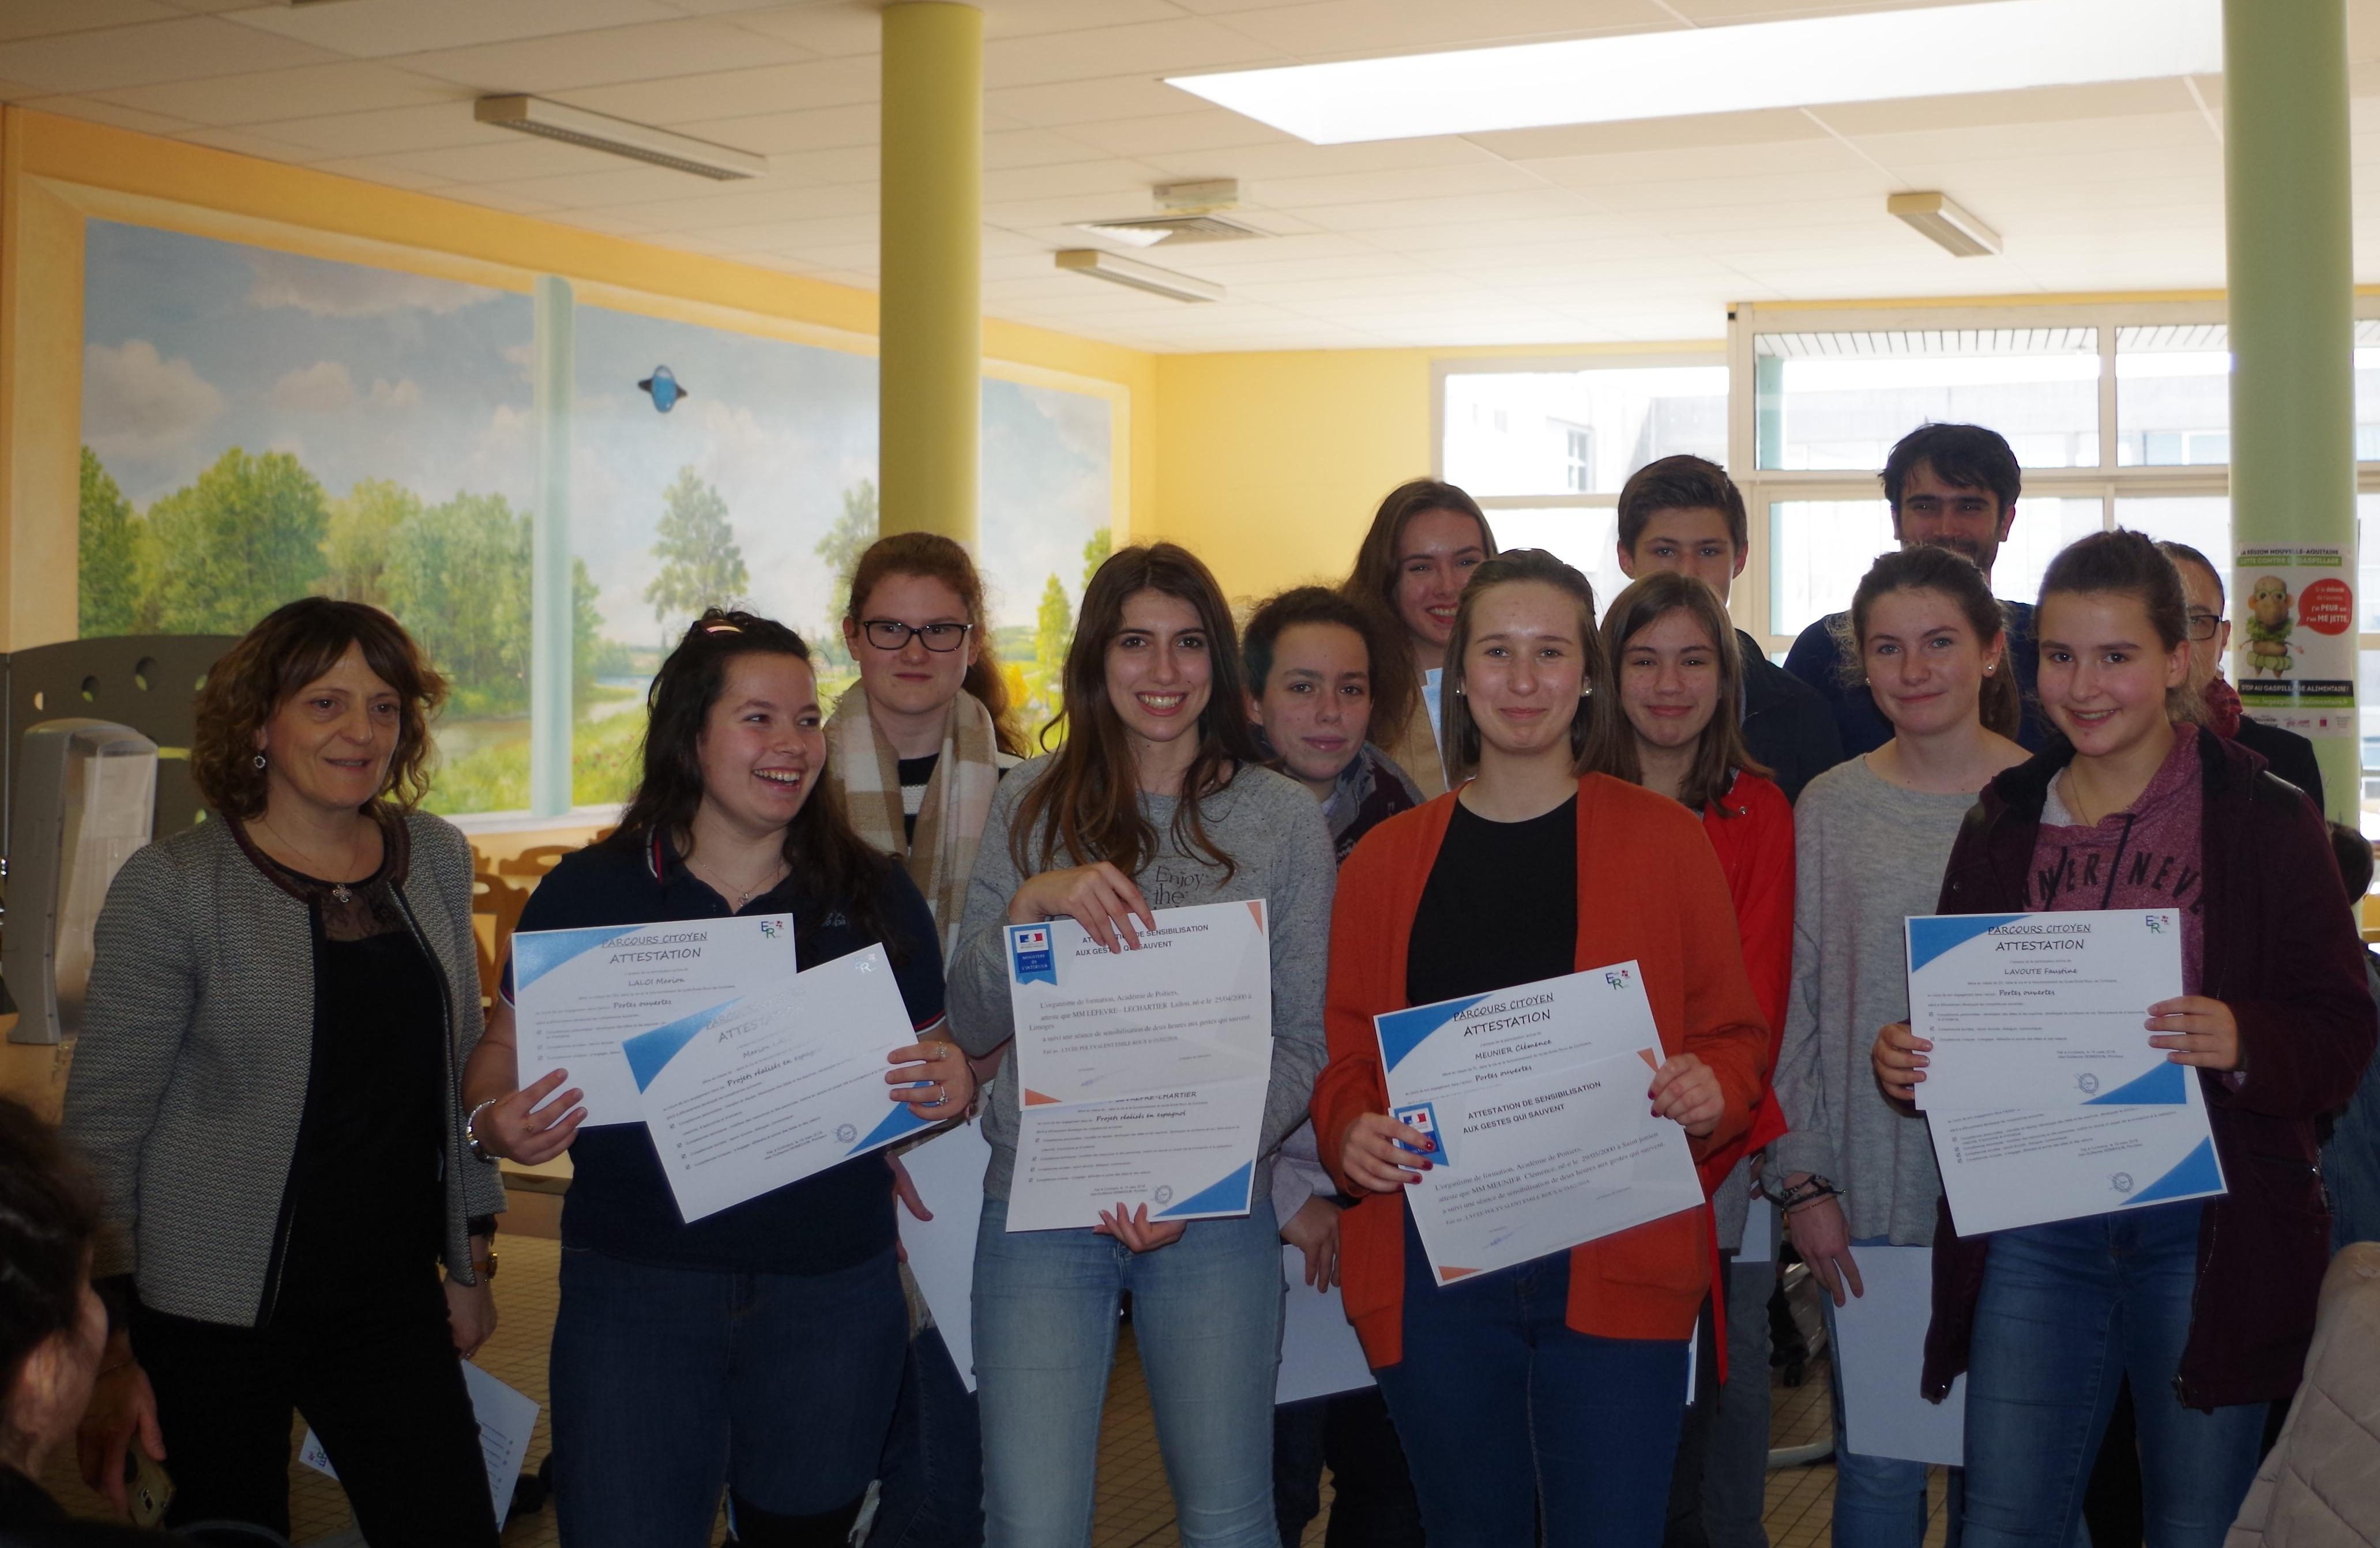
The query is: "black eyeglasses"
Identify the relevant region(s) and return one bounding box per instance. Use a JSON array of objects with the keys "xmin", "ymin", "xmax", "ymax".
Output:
[
  {"xmin": 2186, "ymin": 611, "xmax": 2223, "ymax": 642},
  {"xmin": 860, "ymin": 620, "xmax": 975, "ymax": 653}
]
